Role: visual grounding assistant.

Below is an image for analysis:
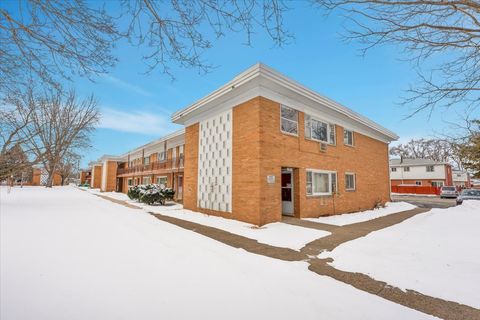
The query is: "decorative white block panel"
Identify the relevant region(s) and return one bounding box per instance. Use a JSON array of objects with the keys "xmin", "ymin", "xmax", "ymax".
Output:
[{"xmin": 197, "ymin": 109, "xmax": 232, "ymax": 212}]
